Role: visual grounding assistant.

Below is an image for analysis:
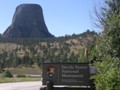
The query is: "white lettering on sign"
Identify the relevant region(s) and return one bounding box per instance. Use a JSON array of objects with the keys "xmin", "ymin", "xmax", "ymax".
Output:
[
  {"xmin": 62, "ymin": 65, "xmax": 74, "ymax": 69},
  {"xmin": 75, "ymin": 65, "xmax": 87, "ymax": 69},
  {"xmin": 61, "ymin": 79, "xmax": 83, "ymax": 83},
  {"xmin": 62, "ymin": 70, "xmax": 79, "ymax": 73},
  {"xmin": 62, "ymin": 74, "xmax": 83, "ymax": 78}
]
